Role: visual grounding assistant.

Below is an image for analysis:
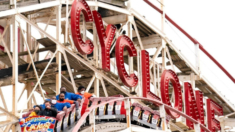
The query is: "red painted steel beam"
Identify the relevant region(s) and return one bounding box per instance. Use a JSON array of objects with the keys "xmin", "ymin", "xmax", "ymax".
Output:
[{"xmin": 143, "ymin": 0, "xmax": 235, "ymax": 83}]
